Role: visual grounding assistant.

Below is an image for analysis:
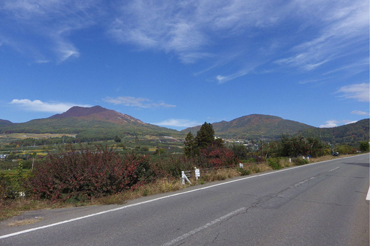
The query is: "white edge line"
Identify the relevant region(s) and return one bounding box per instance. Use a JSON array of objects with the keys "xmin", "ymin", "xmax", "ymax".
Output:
[
  {"xmin": 0, "ymin": 154, "xmax": 365, "ymax": 240},
  {"xmin": 366, "ymin": 186, "xmax": 370, "ymax": 201}
]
